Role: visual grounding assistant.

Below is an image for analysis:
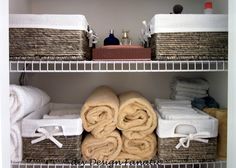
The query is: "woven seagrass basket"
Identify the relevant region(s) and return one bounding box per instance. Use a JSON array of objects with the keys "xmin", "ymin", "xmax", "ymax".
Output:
[
  {"xmin": 10, "ymin": 28, "xmax": 91, "ymax": 61},
  {"xmin": 150, "ymin": 32, "xmax": 228, "ymax": 61},
  {"xmin": 23, "ymin": 136, "xmax": 82, "ymax": 163},
  {"xmin": 158, "ymin": 137, "xmax": 217, "ymax": 163}
]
